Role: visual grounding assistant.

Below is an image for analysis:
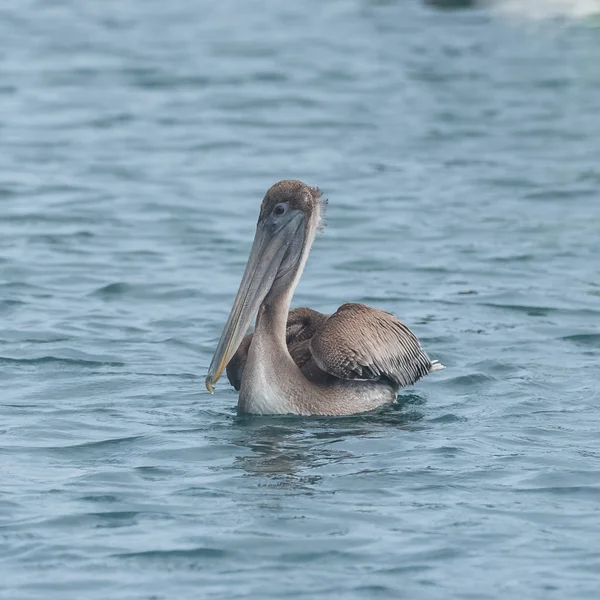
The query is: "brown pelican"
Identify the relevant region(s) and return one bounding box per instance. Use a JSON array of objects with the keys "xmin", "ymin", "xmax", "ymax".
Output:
[{"xmin": 206, "ymin": 180, "xmax": 443, "ymax": 415}]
